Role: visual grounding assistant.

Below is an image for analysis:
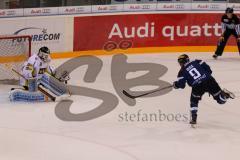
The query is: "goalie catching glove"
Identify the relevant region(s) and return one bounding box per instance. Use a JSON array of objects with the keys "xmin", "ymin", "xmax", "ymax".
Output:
[{"xmin": 54, "ymin": 70, "xmax": 70, "ymax": 83}]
